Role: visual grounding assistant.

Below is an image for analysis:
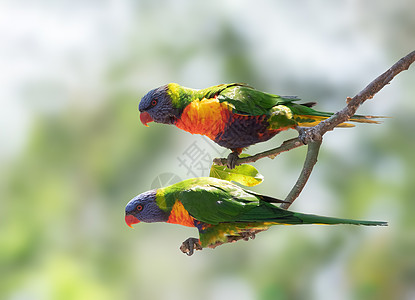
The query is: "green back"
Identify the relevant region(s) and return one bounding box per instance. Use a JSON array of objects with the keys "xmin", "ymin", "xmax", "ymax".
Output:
[
  {"xmin": 168, "ymin": 82, "xmax": 332, "ymax": 117},
  {"xmin": 216, "ymin": 84, "xmax": 340, "ymax": 120},
  {"xmin": 159, "ymin": 177, "xmax": 294, "ymax": 225},
  {"xmin": 167, "ymin": 83, "xmax": 244, "ymax": 110},
  {"xmin": 167, "ymin": 83, "xmax": 339, "ymax": 119},
  {"xmin": 218, "ymin": 85, "xmax": 289, "ymax": 115},
  {"xmin": 156, "ymin": 177, "xmax": 387, "ymax": 226}
]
